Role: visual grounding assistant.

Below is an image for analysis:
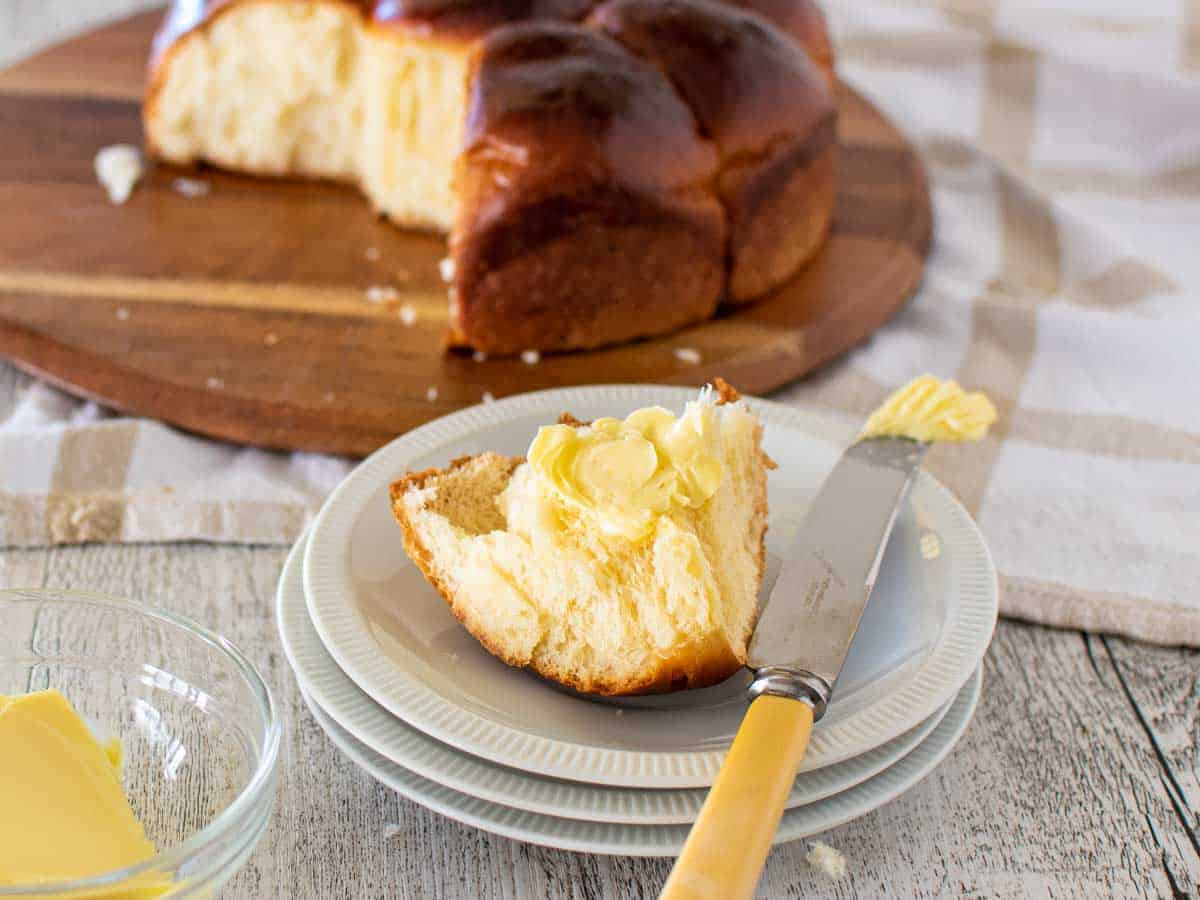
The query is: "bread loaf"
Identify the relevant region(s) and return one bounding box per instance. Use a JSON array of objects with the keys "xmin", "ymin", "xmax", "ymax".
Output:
[{"xmin": 145, "ymin": 0, "xmax": 836, "ymax": 352}]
